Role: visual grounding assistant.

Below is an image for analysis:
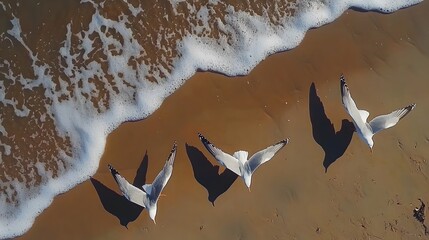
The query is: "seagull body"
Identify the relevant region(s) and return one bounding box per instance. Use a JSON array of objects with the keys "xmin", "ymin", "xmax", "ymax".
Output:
[
  {"xmin": 108, "ymin": 143, "xmax": 177, "ymax": 223},
  {"xmin": 340, "ymin": 75, "xmax": 415, "ymax": 150},
  {"xmin": 198, "ymin": 133, "xmax": 289, "ymax": 190}
]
